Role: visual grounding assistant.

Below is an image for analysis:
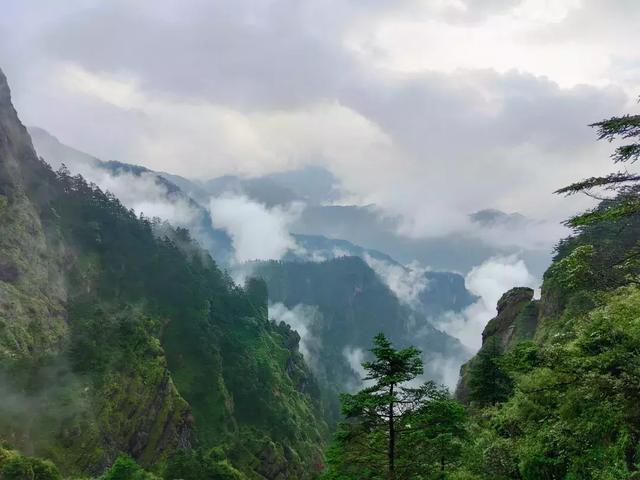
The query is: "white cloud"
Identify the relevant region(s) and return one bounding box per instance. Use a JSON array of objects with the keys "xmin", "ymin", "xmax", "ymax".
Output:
[
  {"xmin": 58, "ymin": 160, "xmax": 202, "ymax": 228},
  {"xmin": 434, "ymin": 255, "xmax": 538, "ymax": 350},
  {"xmin": 471, "ymin": 215, "xmax": 569, "ymax": 252},
  {"xmin": 345, "ymin": 0, "xmax": 637, "ymax": 92},
  {"xmin": 364, "ymin": 254, "xmax": 429, "ymax": 308},
  {"xmin": 269, "ymin": 302, "xmax": 323, "ymax": 373},
  {"xmin": 1, "ymin": 0, "xmax": 637, "ymax": 258},
  {"xmin": 342, "ymin": 345, "xmax": 374, "ymax": 392},
  {"xmin": 208, "ymin": 194, "xmax": 302, "ymax": 262}
]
